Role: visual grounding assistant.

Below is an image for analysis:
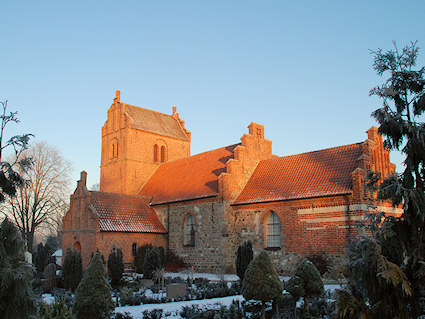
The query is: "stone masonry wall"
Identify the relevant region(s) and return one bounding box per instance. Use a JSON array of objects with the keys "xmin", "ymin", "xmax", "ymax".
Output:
[{"xmin": 153, "ymin": 198, "xmax": 227, "ymax": 273}]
